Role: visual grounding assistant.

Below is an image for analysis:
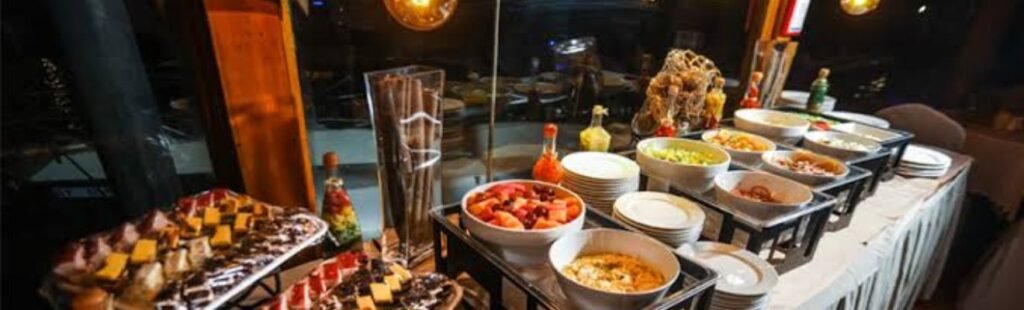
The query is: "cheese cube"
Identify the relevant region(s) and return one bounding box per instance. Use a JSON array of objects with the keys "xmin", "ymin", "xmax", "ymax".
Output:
[
  {"xmin": 384, "ymin": 275, "xmax": 401, "ymax": 292},
  {"xmin": 130, "ymin": 239, "xmax": 157, "ymax": 264},
  {"xmin": 388, "ymin": 265, "xmax": 412, "ymax": 282},
  {"xmin": 210, "ymin": 225, "xmax": 232, "ymax": 247},
  {"xmin": 233, "ymin": 213, "xmax": 252, "ymax": 233},
  {"xmin": 369, "ymin": 283, "xmax": 392, "ymax": 303},
  {"xmin": 355, "ymin": 296, "xmax": 376, "ymax": 310},
  {"xmin": 94, "ymin": 252, "xmax": 129, "ymax": 281},
  {"xmin": 253, "ymin": 204, "xmax": 266, "ymax": 217},
  {"xmin": 184, "ymin": 217, "xmax": 202, "ymax": 234},
  {"xmin": 203, "ymin": 207, "xmax": 221, "ymax": 227},
  {"xmin": 221, "ymin": 198, "xmax": 239, "ymax": 215}
]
